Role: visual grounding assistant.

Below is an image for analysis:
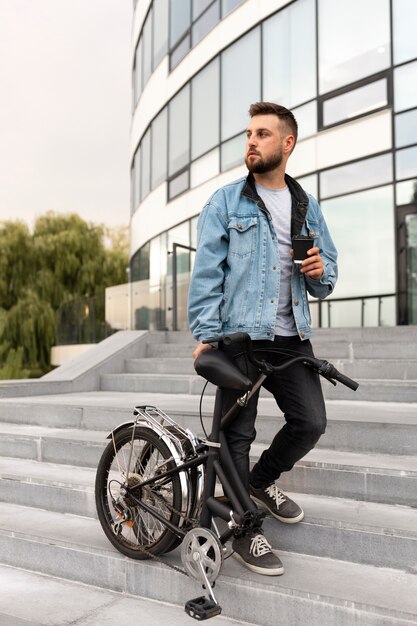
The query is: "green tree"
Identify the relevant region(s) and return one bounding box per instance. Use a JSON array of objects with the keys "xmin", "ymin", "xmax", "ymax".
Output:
[{"xmin": 0, "ymin": 212, "xmax": 129, "ymax": 377}]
